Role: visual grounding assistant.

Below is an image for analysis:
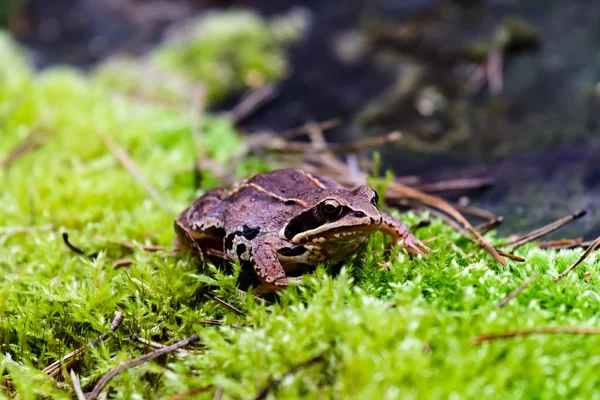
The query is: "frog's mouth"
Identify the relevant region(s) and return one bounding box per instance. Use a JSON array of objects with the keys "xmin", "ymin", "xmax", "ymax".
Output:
[{"xmin": 291, "ymin": 216, "xmax": 383, "ymax": 245}]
